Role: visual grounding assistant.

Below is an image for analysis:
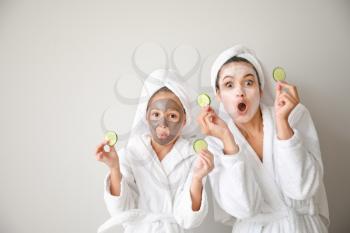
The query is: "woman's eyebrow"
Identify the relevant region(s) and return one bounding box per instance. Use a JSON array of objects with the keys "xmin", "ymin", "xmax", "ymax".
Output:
[
  {"xmin": 243, "ymin": 73, "xmax": 255, "ymax": 78},
  {"xmin": 223, "ymin": 76, "xmax": 234, "ymax": 81}
]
